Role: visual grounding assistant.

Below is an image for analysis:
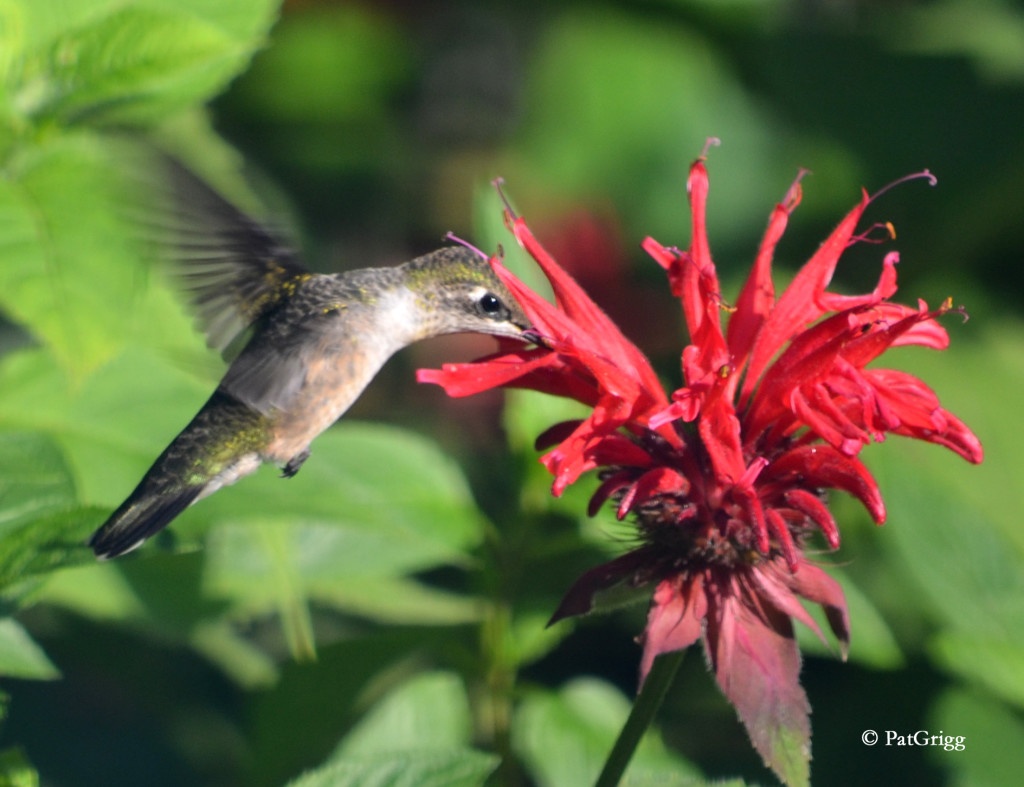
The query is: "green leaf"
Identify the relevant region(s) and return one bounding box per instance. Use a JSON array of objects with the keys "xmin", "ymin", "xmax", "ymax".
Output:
[
  {"xmin": 197, "ymin": 422, "xmax": 488, "ymax": 562},
  {"xmin": 189, "ymin": 619, "xmax": 279, "ymax": 689},
  {"xmin": 0, "ymin": 136, "xmax": 182, "ymax": 379},
  {"xmin": 250, "ymin": 631, "xmax": 467, "ymax": 785},
  {"xmin": 0, "ymin": 431, "xmax": 75, "ymax": 531},
  {"xmin": 930, "ymin": 631, "xmax": 1024, "ymax": 710},
  {"xmin": 286, "ymin": 749, "xmax": 499, "ymax": 787},
  {"xmin": 32, "ymin": 561, "xmax": 147, "ymax": 621},
  {"xmin": 335, "ymin": 672, "xmax": 472, "ymax": 756},
  {"xmin": 0, "ymin": 747, "xmax": 39, "ymax": 787},
  {"xmin": 0, "ymin": 617, "xmax": 58, "ymax": 680},
  {"xmin": 513, "ymin": 678, "xmax": 700, "ymax": 787},
  {"xmin": 11, "ymin": 2, "xmax": 277, "ymax": 127},
  {"xmin": 928, "ymin": 686, "xmax": 1024, "ymax": 787},
  {"xmin": 515, "ymin": 7, "xmax": 800, "ymax": 245},
  {"xmin": 227, "ymin": 6, "xmax": 408, "ymax": 124},
  {"xmin": 196, "ymin": 423, "xmax": 489, "ymax": 651},
  {"xmin": 0, "ymin": 431, "xmax": 99, "ymax": 593},
  {"xmin": 0, "ymin": 347, "xmax": 212, "ymax": 504},
  {"xmin": 866, "ymin": 327, "xmax": 1024, "ymax": 705}
]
